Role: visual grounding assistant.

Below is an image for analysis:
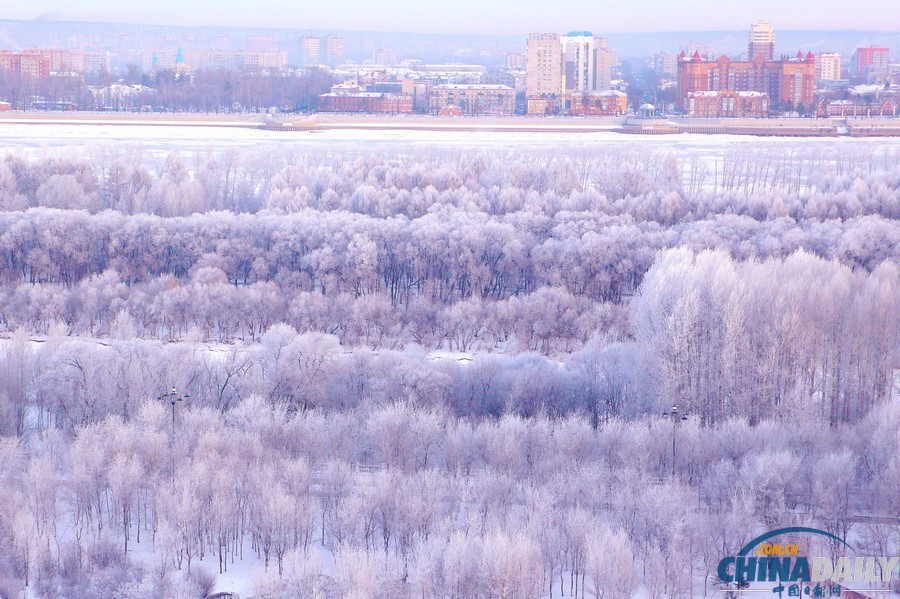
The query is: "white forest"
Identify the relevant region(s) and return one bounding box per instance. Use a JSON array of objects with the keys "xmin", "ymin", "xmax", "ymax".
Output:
[{"xmin": 0, "ymin": 132, "xmax": 897, "ymax": 598}]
